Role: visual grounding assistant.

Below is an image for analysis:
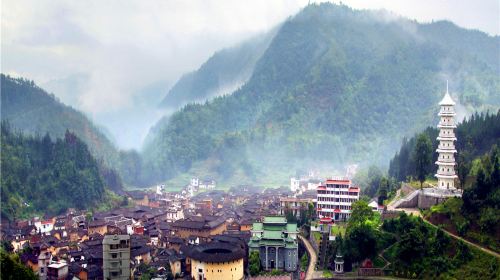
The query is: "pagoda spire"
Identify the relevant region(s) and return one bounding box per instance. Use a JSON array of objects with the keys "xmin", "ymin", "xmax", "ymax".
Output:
[{"xmin": 435, "ymin": 83, "xmax": 458, "ymax": 189}]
